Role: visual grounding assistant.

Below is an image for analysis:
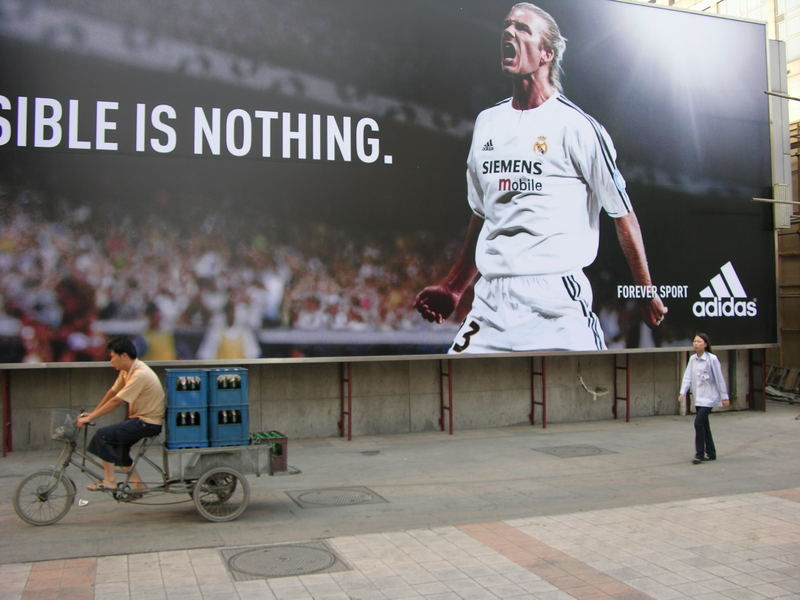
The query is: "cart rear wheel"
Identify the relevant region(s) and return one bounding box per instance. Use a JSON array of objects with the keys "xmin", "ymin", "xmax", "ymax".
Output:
[
  {"xmin": 14, "ymin": 470, "xmax": 76, "ymax": 526},
  {"xmin": 192, "ymin": 467, "xmax": 249, "ymax": 522}
]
